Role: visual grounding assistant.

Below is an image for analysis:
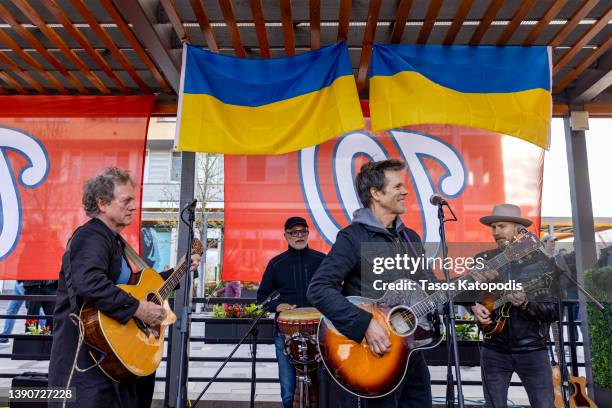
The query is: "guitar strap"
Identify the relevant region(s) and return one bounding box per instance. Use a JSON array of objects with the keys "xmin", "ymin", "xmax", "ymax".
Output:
[
  {"xmin": 117, "ymin": 235, "xmax": 149, "ymax": 272},
  {"xmin": 62, "ymin": 229, "xmax": 81, "ymax": 316}
]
